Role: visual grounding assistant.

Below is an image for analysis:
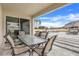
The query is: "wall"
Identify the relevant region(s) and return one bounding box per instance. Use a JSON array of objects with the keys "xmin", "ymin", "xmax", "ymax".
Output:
[
  {"xmin": 0, "ymin": 5, "xmax": 3, "ymax": 47},
  {"xmin": 2, "ymin": 10, "xmax": 33, "ymax": 35}
]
